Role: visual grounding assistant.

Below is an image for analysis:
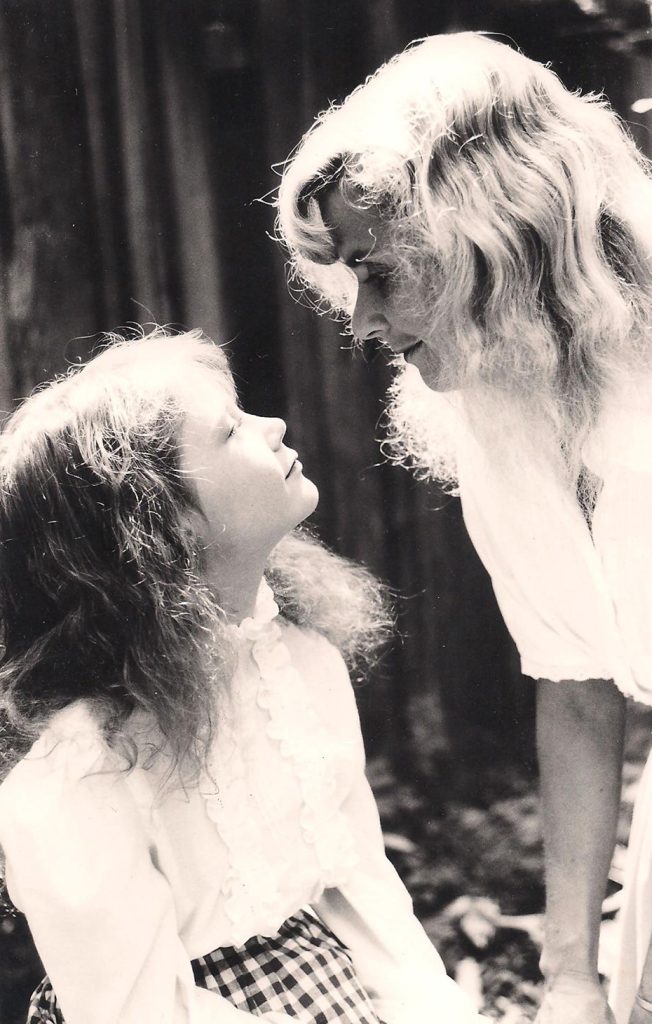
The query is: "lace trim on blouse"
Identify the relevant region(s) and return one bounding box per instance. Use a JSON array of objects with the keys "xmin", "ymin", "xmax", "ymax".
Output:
[{"xmin": 198, "ymin": 580, "xmax": 358, "ymax": 945}]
